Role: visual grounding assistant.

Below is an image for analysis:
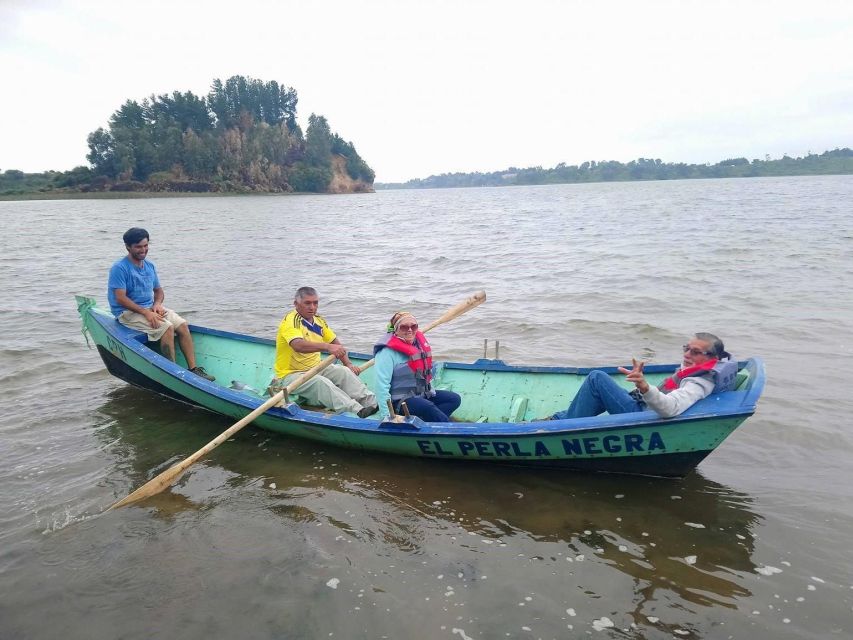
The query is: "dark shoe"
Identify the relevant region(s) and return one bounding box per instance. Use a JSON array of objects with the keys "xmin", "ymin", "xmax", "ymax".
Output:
[
  {"xmin": 357, "ymin": 404, "xmax": 379, "ymax": 419},
  {"xmin": 191, "ymin": 366, "xmax": 216, "ymax": 382}
]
